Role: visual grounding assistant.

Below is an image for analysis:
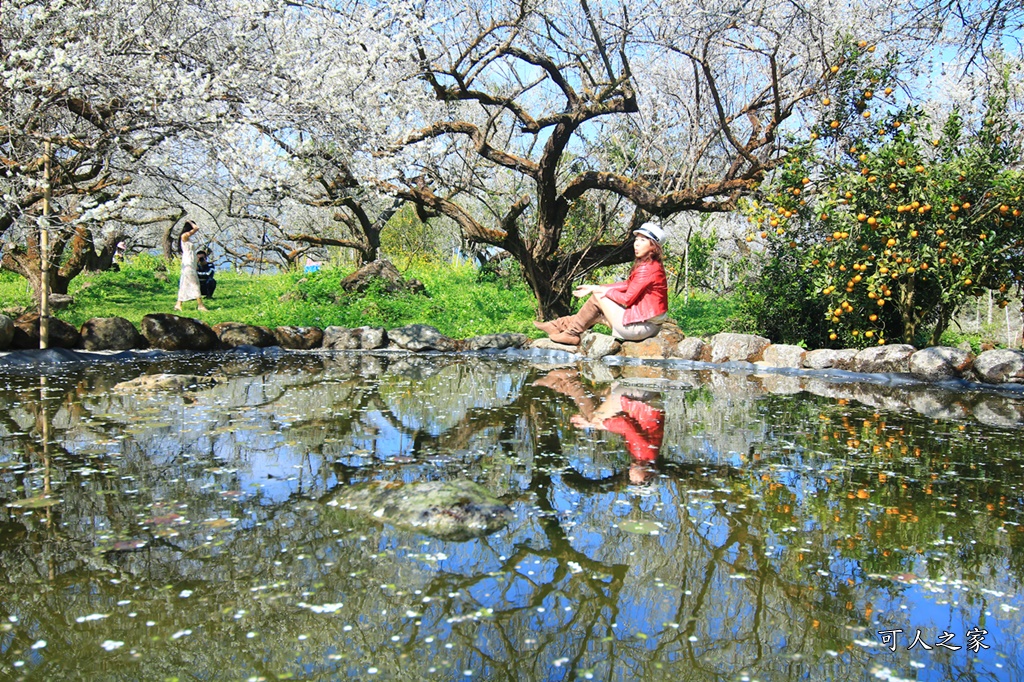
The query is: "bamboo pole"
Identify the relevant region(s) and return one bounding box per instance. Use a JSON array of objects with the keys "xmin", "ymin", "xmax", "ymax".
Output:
[{"xmin": 40, "ymin": 138, "xmax": 51, "ymax": 350}]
